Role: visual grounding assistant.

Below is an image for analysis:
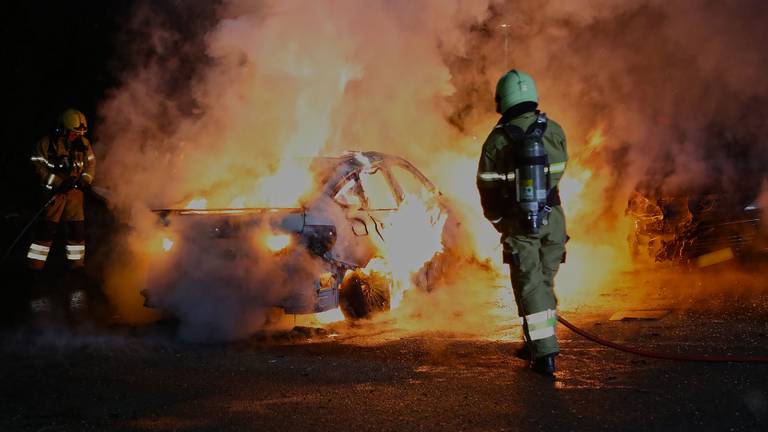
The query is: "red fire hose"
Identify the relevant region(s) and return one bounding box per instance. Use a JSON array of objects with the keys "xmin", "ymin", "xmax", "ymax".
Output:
[{"xmin": 557, "ymin": 315, "xmax": 768, "ymax": 363}]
